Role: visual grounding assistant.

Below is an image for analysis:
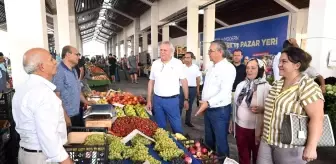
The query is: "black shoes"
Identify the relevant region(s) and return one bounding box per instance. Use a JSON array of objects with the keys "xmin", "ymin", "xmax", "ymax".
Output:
[{"xmin": 185, "ymin": 122, "xmax": 194, "ymax": 127}]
